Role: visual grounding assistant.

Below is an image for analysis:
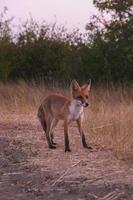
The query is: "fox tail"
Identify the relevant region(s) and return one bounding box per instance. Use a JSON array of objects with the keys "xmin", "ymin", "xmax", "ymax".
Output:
[{"xmin": 37, "ymin": 104, "xmax": 47, "ymax": 132}]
